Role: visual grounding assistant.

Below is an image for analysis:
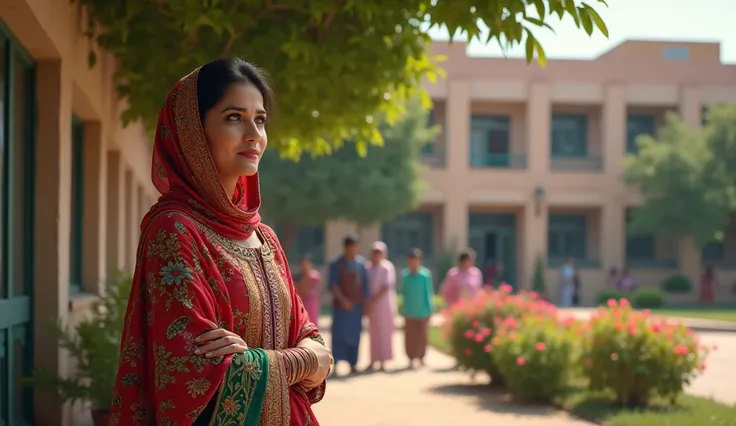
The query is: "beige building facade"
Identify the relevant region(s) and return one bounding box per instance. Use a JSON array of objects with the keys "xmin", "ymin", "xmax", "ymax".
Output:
[
  {"xmin": 1, "ymin": 1, "xmax": 156, "ymax": 425},
  {"xmin": 308, "ymin": 40, "xmax": 736, "ymax": 308}
]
